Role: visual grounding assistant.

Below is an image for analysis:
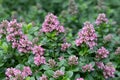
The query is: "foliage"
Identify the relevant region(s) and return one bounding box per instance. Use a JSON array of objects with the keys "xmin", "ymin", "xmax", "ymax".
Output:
[{"xmin": 0, "ymin": 0, "xmax": 120, "ymax": 80}]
